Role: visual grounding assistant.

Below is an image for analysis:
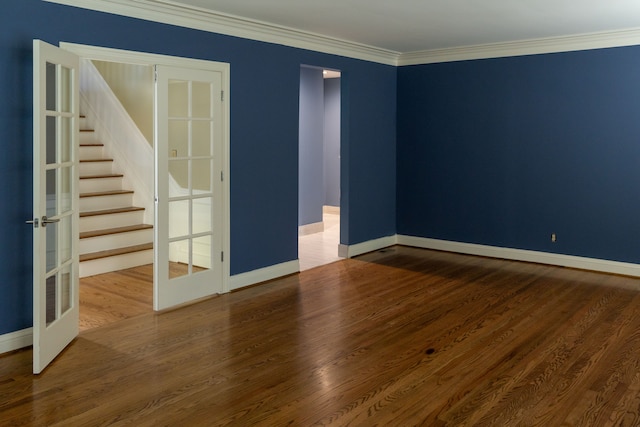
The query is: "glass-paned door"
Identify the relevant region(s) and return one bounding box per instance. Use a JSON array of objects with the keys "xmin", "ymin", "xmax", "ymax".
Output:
[
  {"xmin": 154, "ymin": 65, "xmax": 223, "ymax": 310},
  {"xmin": 31, "ymin": 40, "xmax": 79, "ymax": 374}
]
